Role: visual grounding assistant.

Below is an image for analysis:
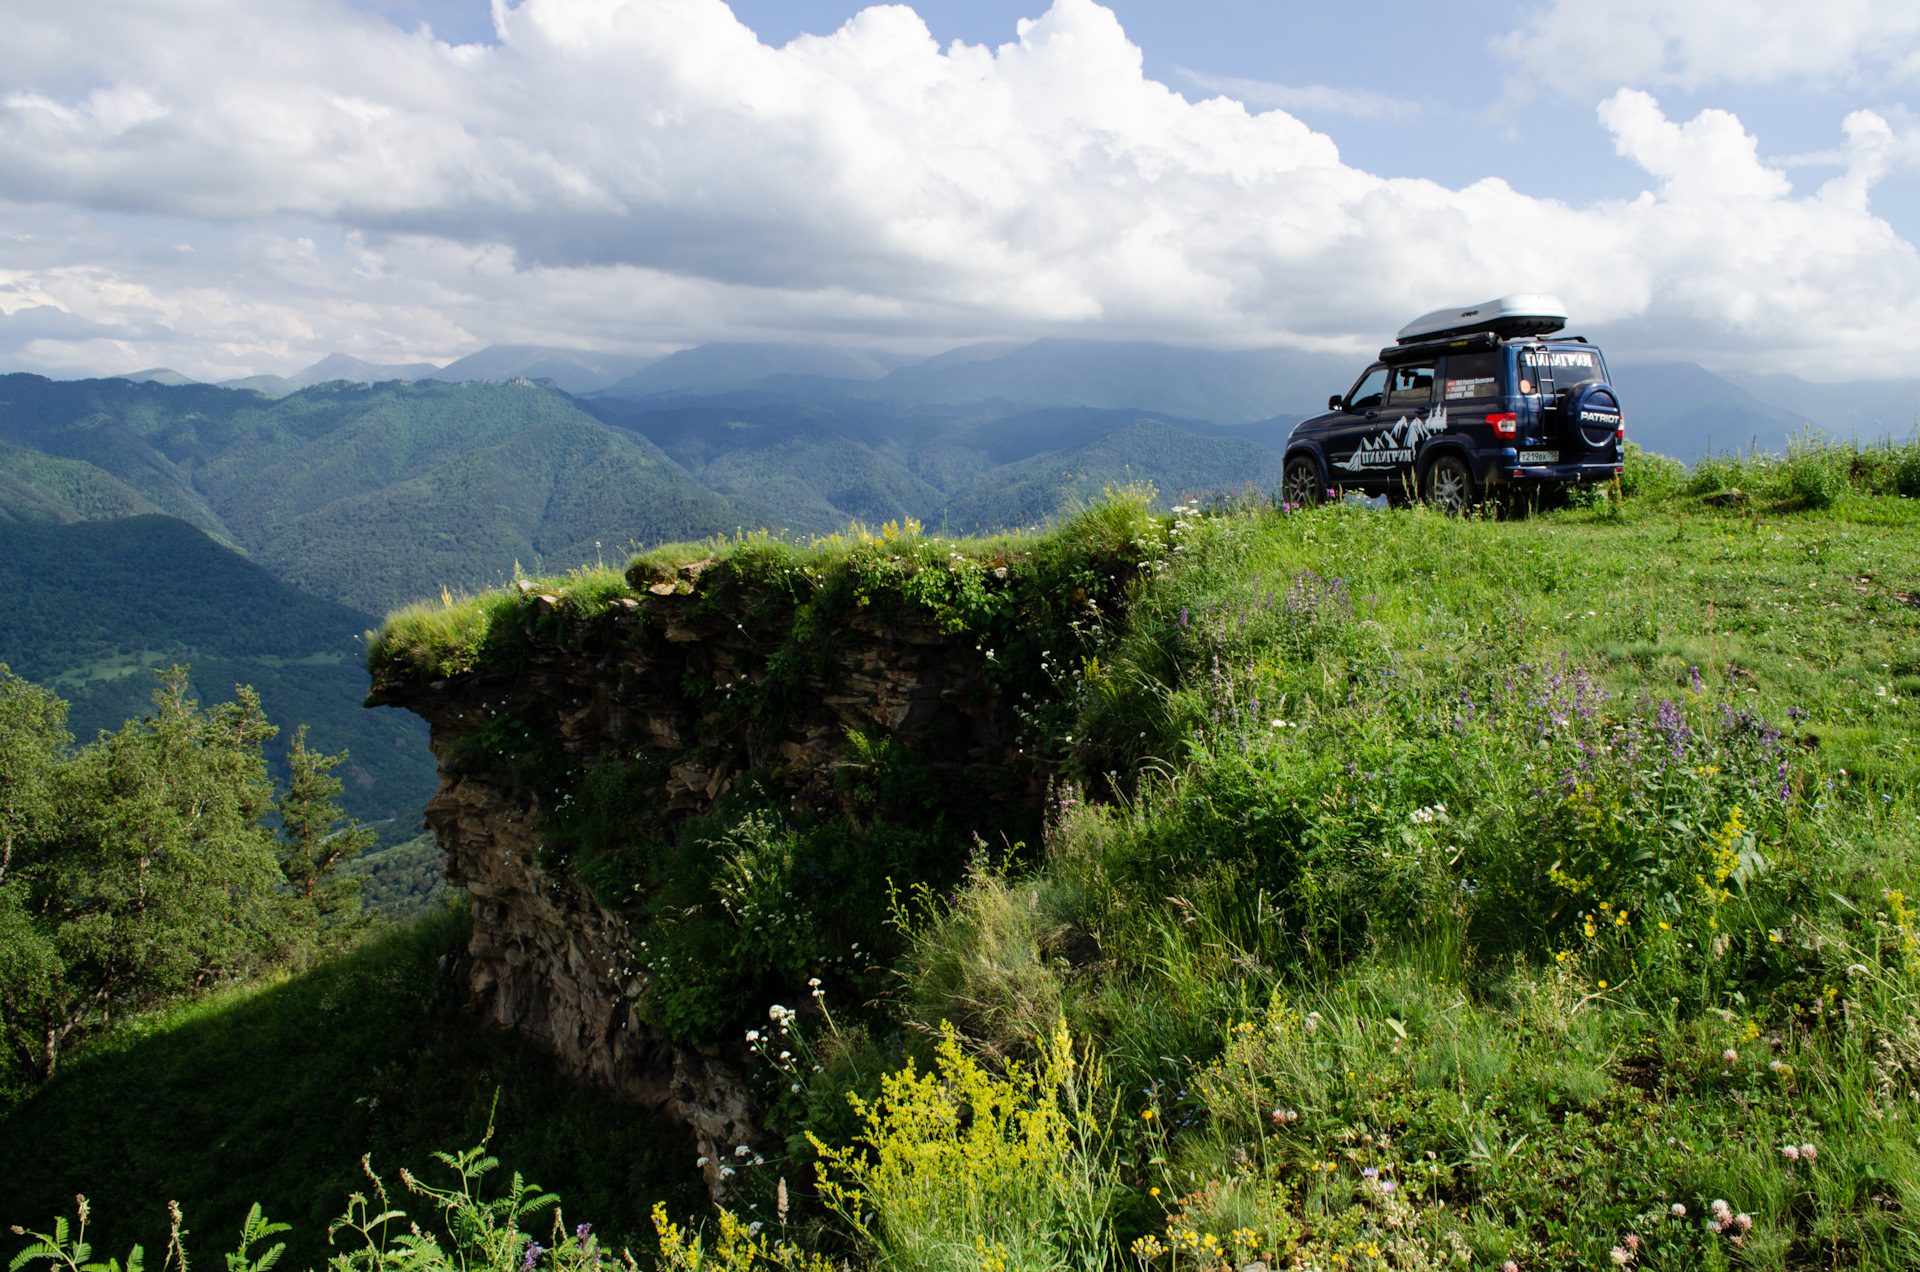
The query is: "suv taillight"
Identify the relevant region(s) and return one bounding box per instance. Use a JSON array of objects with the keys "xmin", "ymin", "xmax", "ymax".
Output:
[{"xmin": 1486, "ymin": 412, "xmax": 1517, "ymax": 439}]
